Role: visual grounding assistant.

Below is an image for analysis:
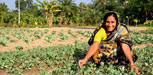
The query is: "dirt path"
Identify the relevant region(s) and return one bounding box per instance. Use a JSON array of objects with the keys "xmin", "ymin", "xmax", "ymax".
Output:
[
  {"xmin": 133, "ymin": 43, "xmax": 153, "ymax": 49},
  {"xmin": 0, "ymin": 27, "xmax": 152, "ymax": 52}
]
